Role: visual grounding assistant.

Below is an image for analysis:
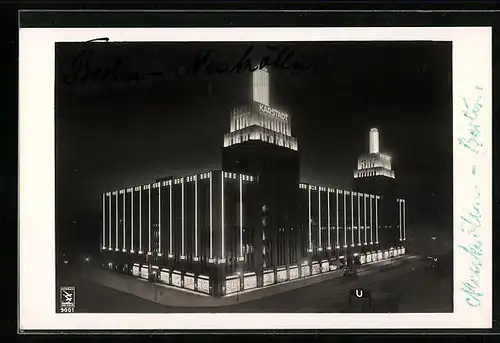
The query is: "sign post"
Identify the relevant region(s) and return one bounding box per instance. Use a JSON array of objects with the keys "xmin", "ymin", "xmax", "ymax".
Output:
[{"xmin": 349, "ymin": 288, "xmax": 372, "ymax": 312}]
